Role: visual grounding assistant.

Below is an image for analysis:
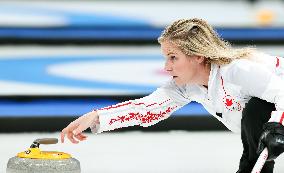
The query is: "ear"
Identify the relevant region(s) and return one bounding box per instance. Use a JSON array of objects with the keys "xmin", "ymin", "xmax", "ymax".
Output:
[{"xmin": 193, "ymin": 56, "xmax": 205, "ymax": 64}]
